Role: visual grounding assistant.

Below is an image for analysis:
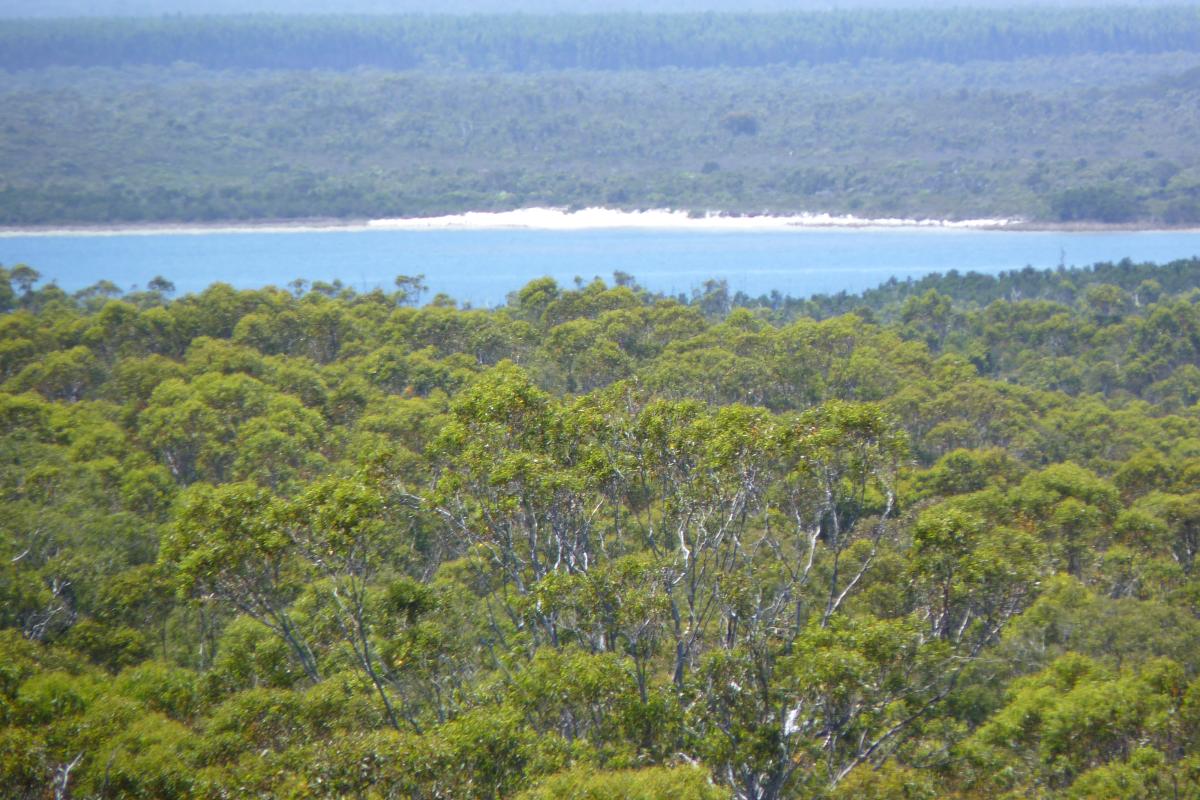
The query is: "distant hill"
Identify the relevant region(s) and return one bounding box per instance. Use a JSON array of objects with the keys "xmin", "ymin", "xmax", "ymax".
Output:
[{"xmin": 4, "ymin": 8, "xmax": 1200, "ymax": 226}]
